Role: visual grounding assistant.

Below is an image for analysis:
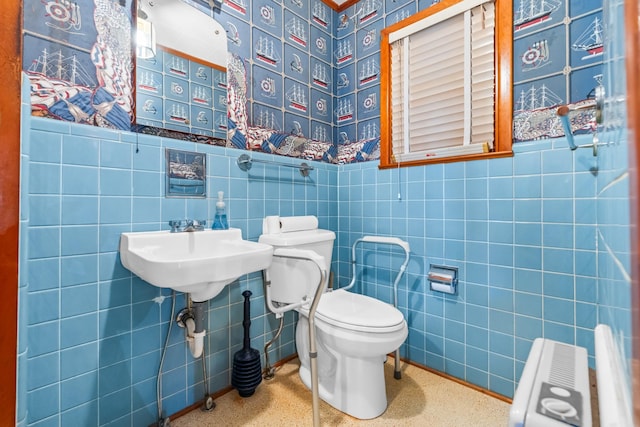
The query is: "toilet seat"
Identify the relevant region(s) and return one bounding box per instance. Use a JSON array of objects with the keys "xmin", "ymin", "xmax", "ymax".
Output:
[{"xmin": 301, "ymin": 289, "xmax": 405, "ymax": 333}]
